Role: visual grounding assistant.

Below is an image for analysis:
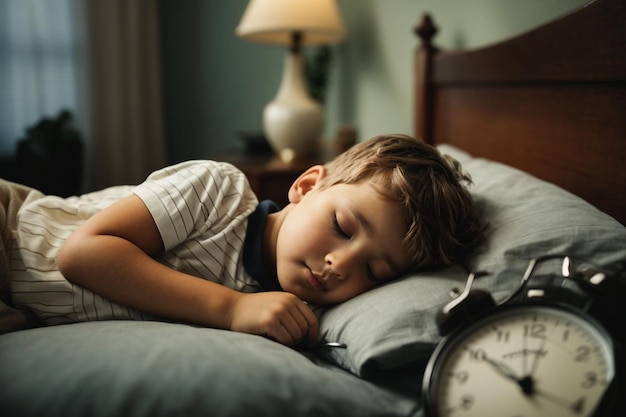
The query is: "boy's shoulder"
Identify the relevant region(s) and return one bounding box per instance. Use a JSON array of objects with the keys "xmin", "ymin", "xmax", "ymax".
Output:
[
  {"xmin": 139, "ymin": 160, "xmax": 256, "ymax": 203},
  {"xmin": 146, "ymin": 160, "xmax": 245, "ymax": 181}
]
